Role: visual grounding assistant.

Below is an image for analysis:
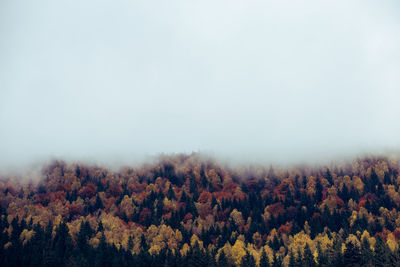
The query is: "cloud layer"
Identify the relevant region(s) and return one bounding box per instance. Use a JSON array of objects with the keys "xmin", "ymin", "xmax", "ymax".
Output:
[{"xmin": 1, "ymin": 0, "xmax": 400, "ymax": 168}]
